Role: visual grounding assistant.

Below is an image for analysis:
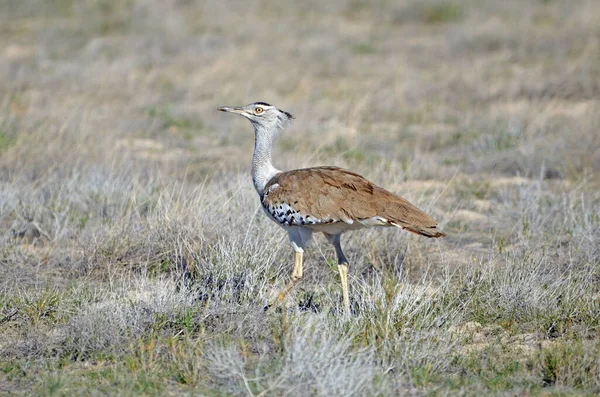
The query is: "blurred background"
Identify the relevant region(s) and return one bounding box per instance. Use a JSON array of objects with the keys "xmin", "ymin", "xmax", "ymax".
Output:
[{"xmin": 2, "ymin": 0, "xmax": 598, "ymax": 183}]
